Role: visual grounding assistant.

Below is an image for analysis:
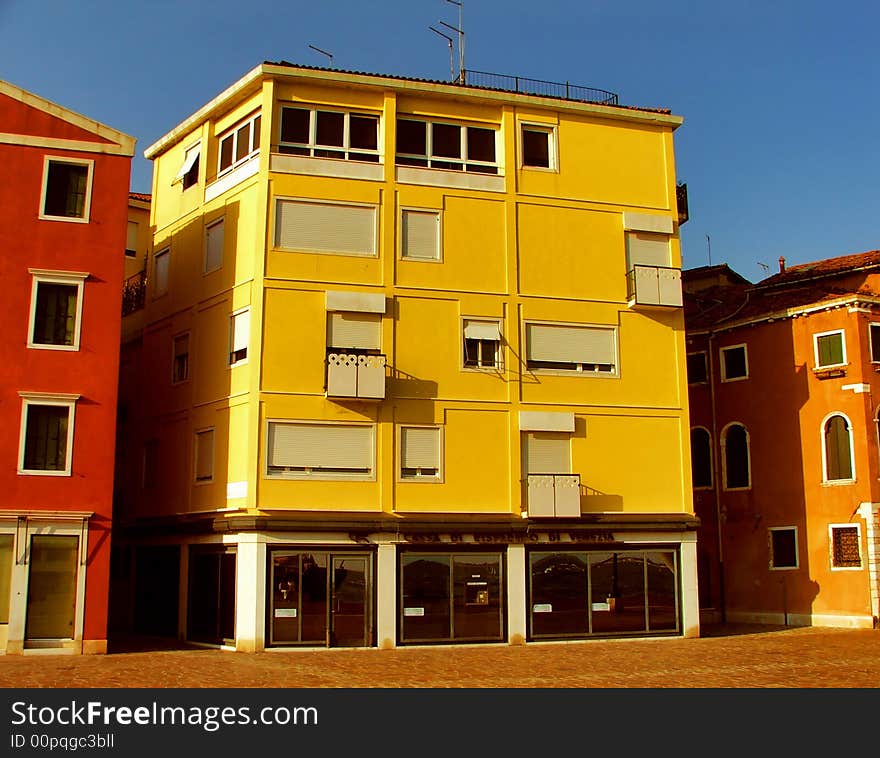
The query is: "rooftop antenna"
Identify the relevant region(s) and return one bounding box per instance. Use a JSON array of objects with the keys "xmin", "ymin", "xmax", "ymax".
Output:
[
  {"xmin": 429, "ymin": 26, "xmax": 456, "ymax": 82},
  {"xmin": 308, "ymin": 44, "xmax": 334, "ymax": 68},
  {"xmin": 440, "ymin": 0, "xmax": 465, "ymax": 83},
  {"xmin": 706, "ymin": 234, "xmax": 712, "ymax": 266},
  {"xmin": 757, "ymin": 262, "xmax": 769, "ymax": 273}
]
